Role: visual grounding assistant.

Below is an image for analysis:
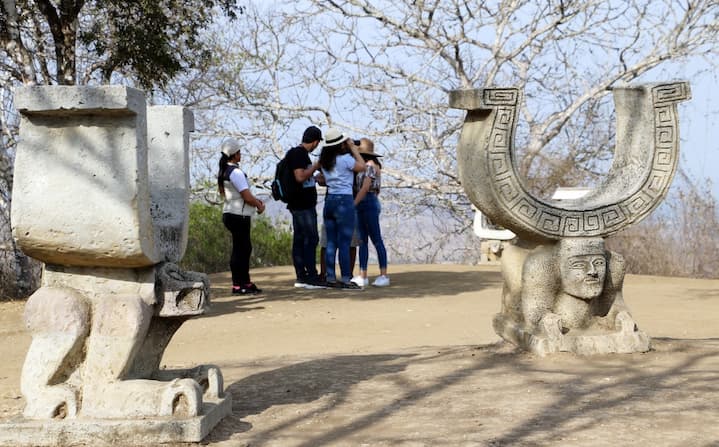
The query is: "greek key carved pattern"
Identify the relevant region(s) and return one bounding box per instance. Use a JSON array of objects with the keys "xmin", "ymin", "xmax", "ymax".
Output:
[
  {"xmin": 486, "ymin": 83, "xmax": 685, "ymax": 238},
  {"xmin": 483, "ymin": 89, "xmax": 518, "ymax": 106}
]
